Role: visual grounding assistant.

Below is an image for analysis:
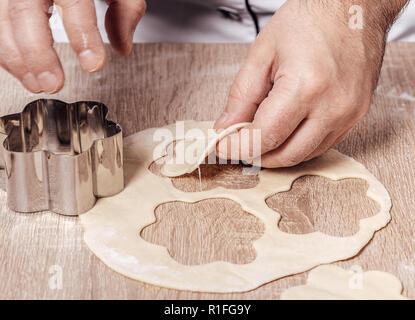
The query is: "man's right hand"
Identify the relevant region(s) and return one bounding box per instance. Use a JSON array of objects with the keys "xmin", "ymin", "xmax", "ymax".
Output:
[{"xmin": 0, "ymin": 0, "xmax": 146, "ymax": 93}]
